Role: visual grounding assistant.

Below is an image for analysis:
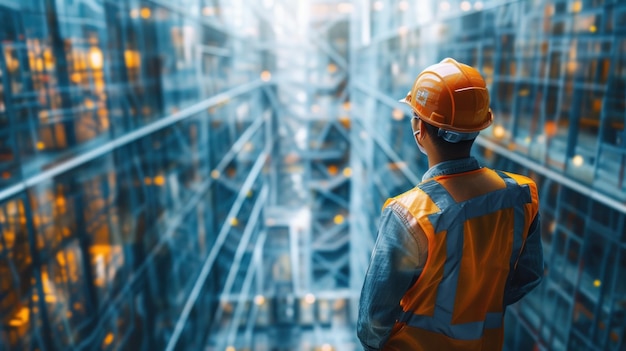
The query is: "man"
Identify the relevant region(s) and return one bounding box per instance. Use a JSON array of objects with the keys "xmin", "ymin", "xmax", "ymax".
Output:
[{"xmin": 357, "ymin": 58, "xmax": 544, "ymax": 351}]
